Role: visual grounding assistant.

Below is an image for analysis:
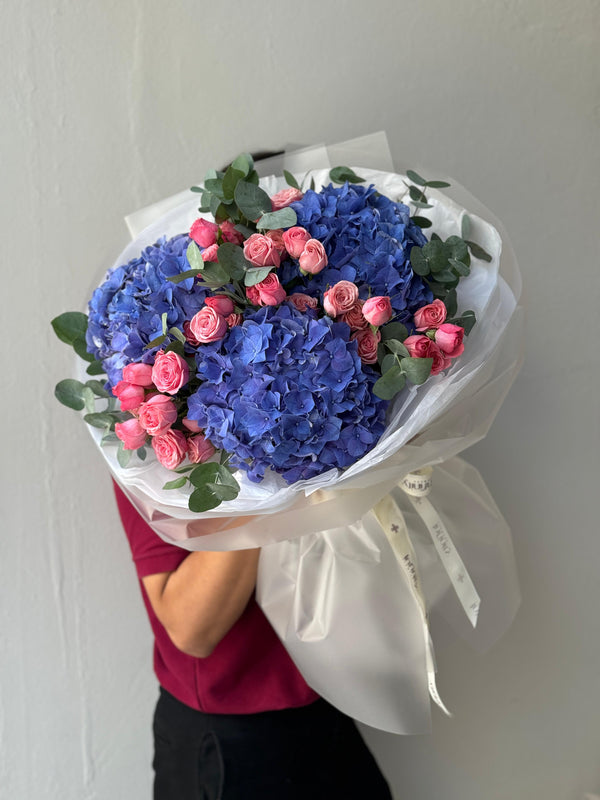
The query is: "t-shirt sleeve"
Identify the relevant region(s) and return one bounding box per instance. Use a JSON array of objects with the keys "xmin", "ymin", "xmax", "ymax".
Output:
[{"xmin": 113, "ymin": 481, "xmax": 188, "ymax": 578}]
